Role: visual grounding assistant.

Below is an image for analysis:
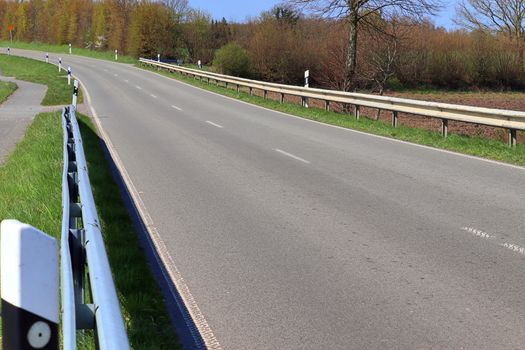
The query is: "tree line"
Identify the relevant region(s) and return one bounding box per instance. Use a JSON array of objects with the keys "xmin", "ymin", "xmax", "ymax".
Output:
[{"xmin": 0, "ymin": 0, "xmax": 524, "ymax": 91}]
